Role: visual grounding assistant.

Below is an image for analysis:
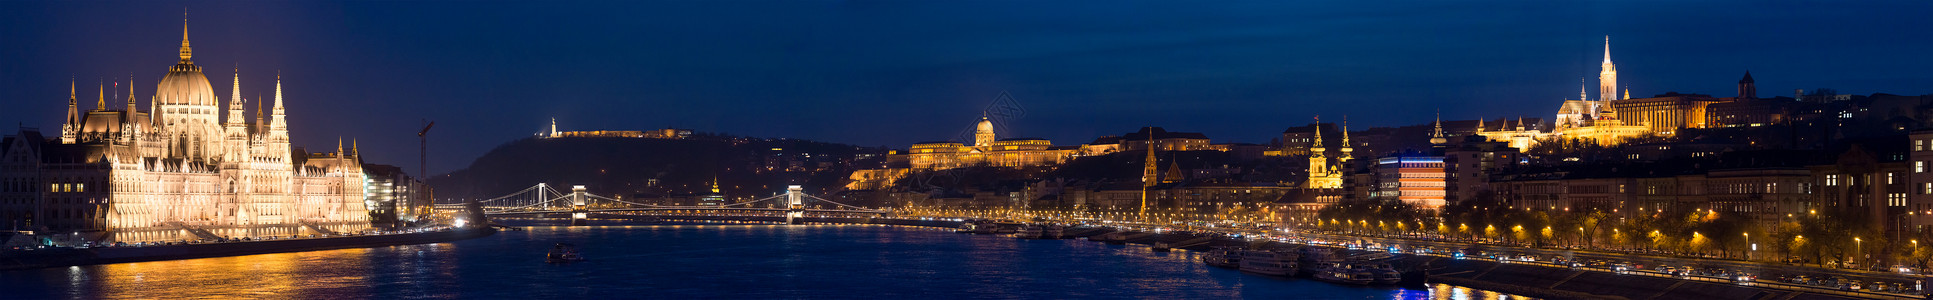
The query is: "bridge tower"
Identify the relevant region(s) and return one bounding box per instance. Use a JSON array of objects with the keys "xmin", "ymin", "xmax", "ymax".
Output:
[
  {"xmin": 570, "ymin": 185, "xmax": 589, "ymax": 226},
  {"xmin": 785, "ymin": 185, "xmax": 805, "ymax": 224}
]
